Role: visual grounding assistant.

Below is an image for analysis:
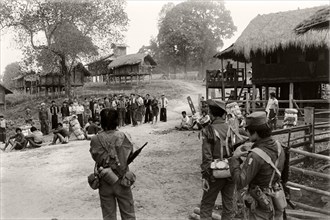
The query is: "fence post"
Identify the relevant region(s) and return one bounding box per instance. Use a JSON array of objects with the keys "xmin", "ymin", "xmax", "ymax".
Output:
[
  {"xmin": 252, "ymin": 84, "xmax": 256, "ymax": 111},
  {"xmin": 304, "ymin": 107, "xmax": 315, "ymax": 166},
  {"xmin": 246, "ymin": 92, "xmax": 250, "ymax": 114},
  {"xmin": 289, "ymin": 83, "xmax": 294, "ymax": 108}
]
